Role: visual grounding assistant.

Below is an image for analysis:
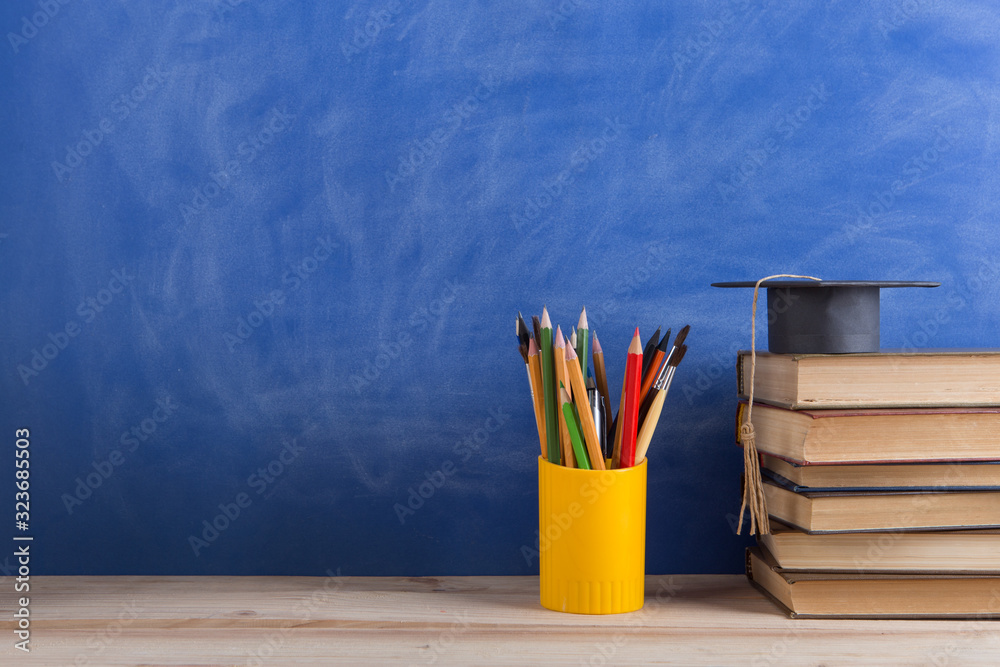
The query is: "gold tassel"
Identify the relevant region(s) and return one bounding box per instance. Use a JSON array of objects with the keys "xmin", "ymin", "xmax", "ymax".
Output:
[{"xmin": 737, "ymin": 273, "xmax": 822, "ymax": 536}]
